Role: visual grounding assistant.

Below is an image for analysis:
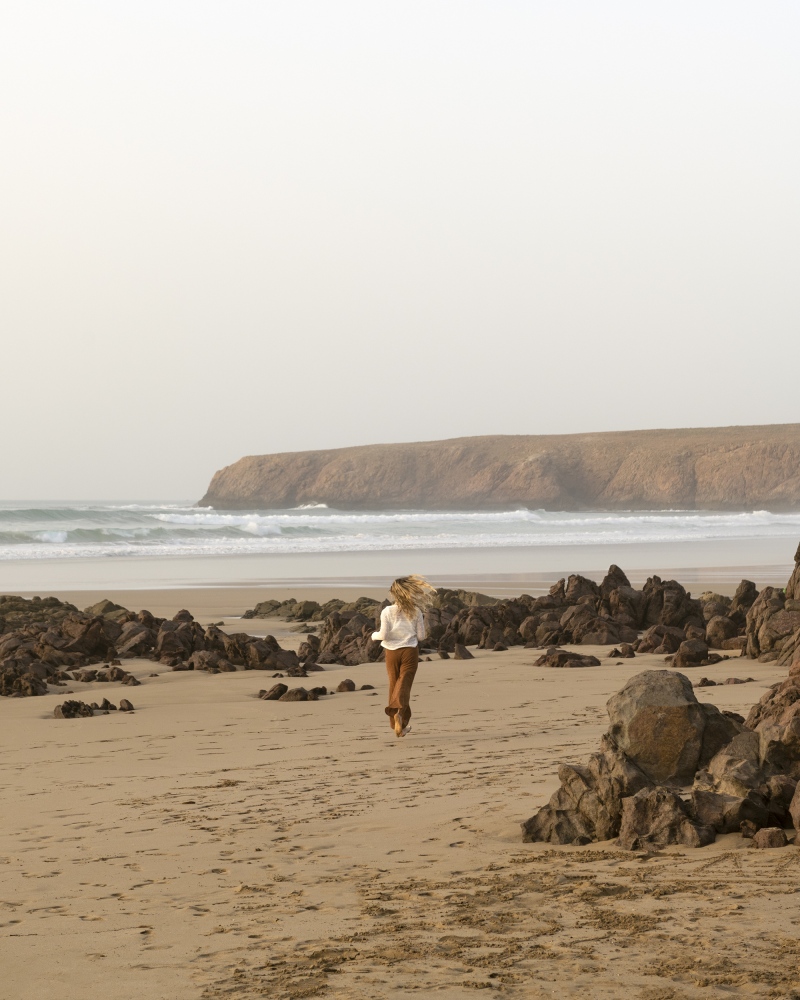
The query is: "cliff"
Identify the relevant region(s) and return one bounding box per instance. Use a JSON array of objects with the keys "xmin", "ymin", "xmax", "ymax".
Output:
[{"xmin": 198, "ymin": 424, "xmax": 800, "ymax": 511}]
